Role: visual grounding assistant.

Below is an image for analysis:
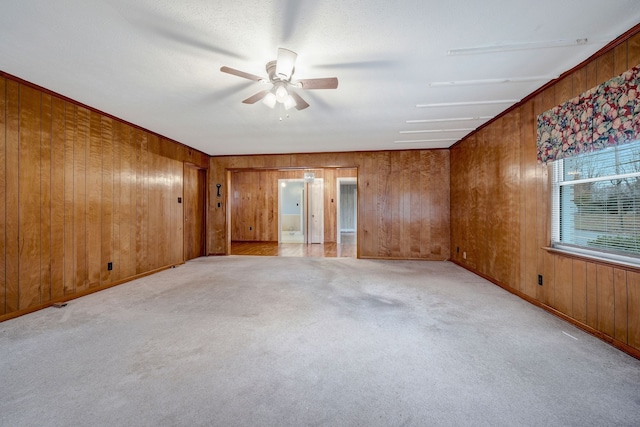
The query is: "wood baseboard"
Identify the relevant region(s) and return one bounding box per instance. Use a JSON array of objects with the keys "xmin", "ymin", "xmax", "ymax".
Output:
[
  {"xmin": 450, "ymin": 259, "xmax": 640, "ymax": 361},
  {"xmin": 0, "ymin": 263, "xmax": 183, "ymax": 323}
]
